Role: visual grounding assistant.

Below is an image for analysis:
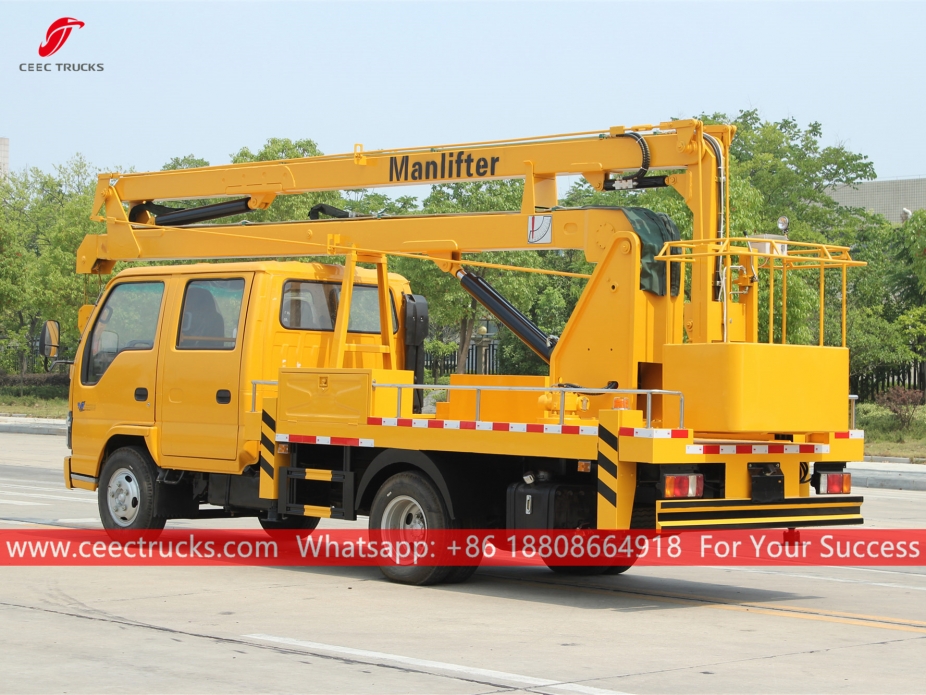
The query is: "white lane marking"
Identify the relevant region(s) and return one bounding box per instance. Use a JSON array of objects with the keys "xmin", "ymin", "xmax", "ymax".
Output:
[
  {"xmin": 0, "ymin": 500, "xmax": 48, "ymax": 506},
  {"xmin": 711, "ymin": 567, "xmax": 926, "ymax": 592},
  {"xmin": 244, "ymin": 634, "xmax": 631, "ymax": 695},
  {"xmin": 830, "ymin": 566, "xmax": 926, "ymax": 578},
  {"xmin": 0, "ymin": 490, "xmax": 95, "ymax": 504},
  {"xmin": 55, "ymin": 518, "xmax": 101, "ymax": 523}
]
